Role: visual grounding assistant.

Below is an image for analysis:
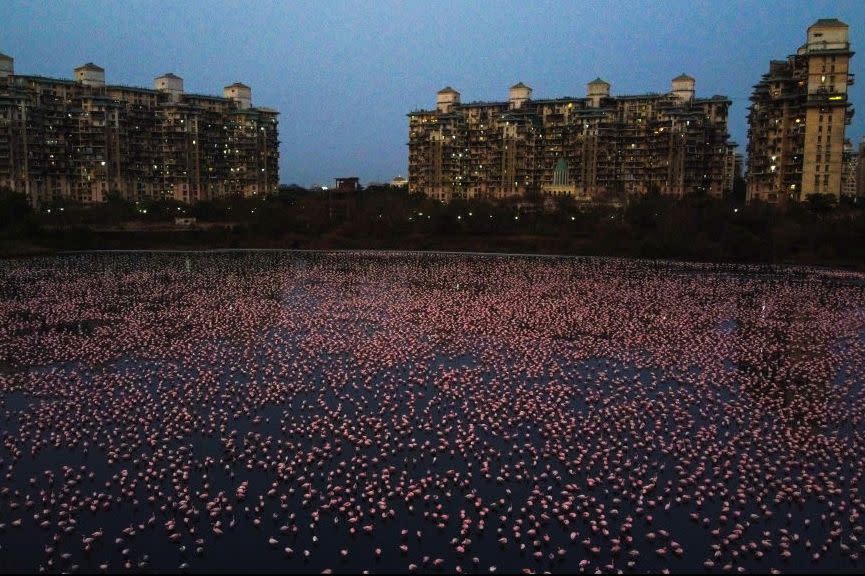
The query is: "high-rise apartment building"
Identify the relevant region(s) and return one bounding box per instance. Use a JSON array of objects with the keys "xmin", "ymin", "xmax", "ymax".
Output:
[
  {"xmin": 841, "ymin": 138, "xmax": 858, "ymax": 198},
  {"xmin": 0, "ymin": 56, "xmax": 279, "ymax": 207},
  {"xmin": 408, "ymin": 76, "xmax": 735, "ymax": 202},
  {"xmin": 746, "ymin": 19, "xmax": 854, "ymax": 203},
  {"xmin": 857, "ymin": 137, "xmax": 865, "ymax": 199}
]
